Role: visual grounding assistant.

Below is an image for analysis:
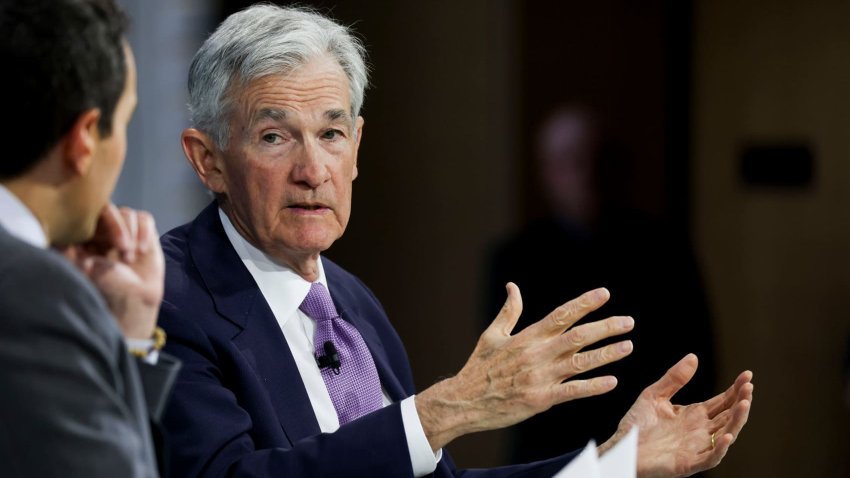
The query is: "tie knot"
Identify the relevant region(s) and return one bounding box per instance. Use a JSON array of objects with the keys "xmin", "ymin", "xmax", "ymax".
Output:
[{"xmin": 299, "ymin": 282, "xmax": 339, "ymax": 321}]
